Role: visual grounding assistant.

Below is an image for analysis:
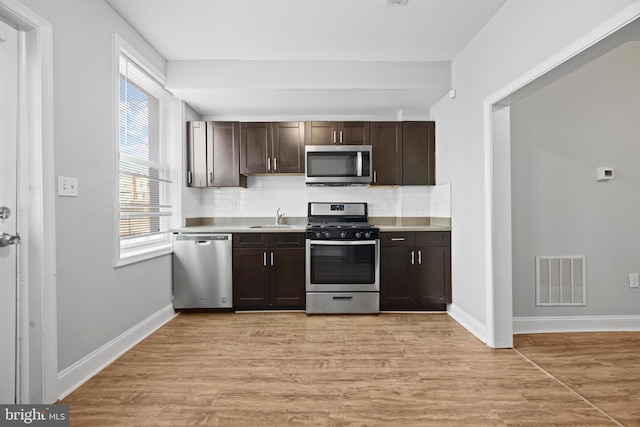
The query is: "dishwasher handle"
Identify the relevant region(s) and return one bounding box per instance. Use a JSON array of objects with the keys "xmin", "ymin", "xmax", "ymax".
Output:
[{"xmin": 174, "ymin": 234, "xmax": 231, "ymax": 242}]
